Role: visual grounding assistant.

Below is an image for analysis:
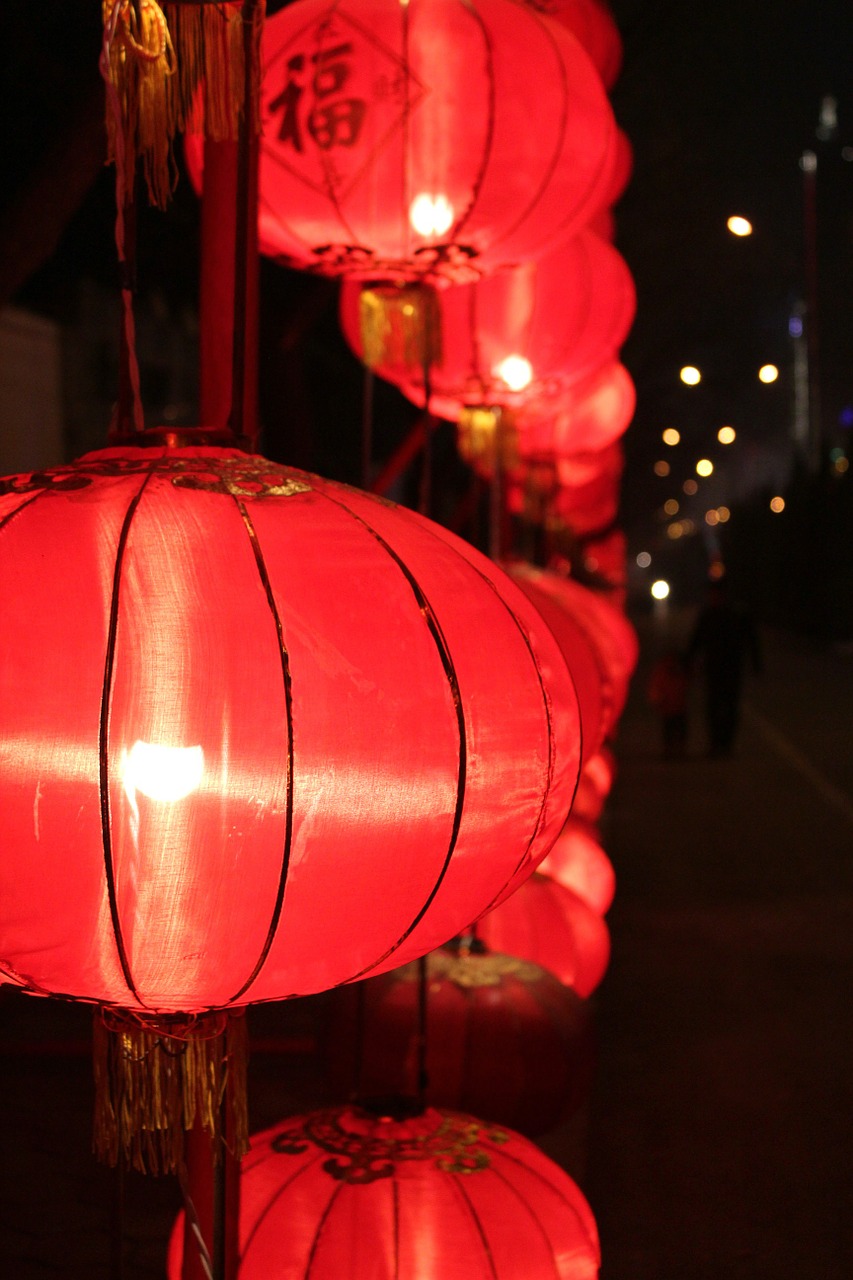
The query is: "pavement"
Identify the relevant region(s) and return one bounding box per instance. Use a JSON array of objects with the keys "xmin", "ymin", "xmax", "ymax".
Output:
[{"xmin": 1, "ymin": 608, "xmax": 851, "ymax": 1277}]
